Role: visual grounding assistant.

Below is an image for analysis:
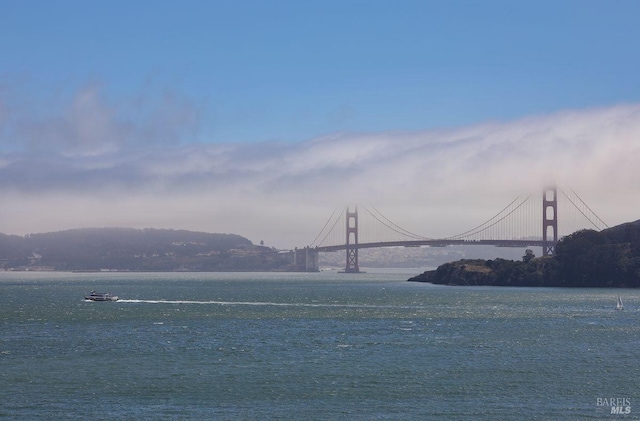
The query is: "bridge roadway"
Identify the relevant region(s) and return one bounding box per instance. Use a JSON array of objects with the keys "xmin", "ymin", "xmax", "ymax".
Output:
[{"xmin": 313, "ymin": 239, "xmax": 552, "ymax": 253}]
